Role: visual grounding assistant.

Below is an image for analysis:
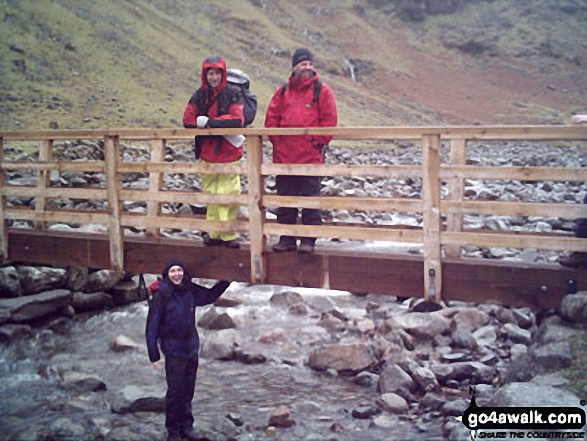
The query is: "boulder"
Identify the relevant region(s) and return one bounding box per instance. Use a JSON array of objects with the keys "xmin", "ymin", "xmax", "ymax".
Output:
[
  {"xmin": 268, "ymin": 406, "xmax": 295, "ymax": 428},
  {"xmin": 110, "ymin": 335, "xmax": 140, "ymax": 352},
  {"xmin": 530, "ymin": 341, "xmax": 573, "ymax": 371},
  {"xmin": 449, "ymin": 308, "xmax": 490, "ymax": 333},
  {"xmin": 0, "ymin": 266, "xmax": 21, "ymax": 297},
  {"xmin": 110, "ymin": 385, "xmax": 165, "ymax": 414},
  {"xmin": 17, "ymin": 266, "xmax": 66, "ymax": 295},
  {"xmin": 0, "ymin": 323, "xmax": 33, "ymax": 344},
  {"xmin": 270, "ymin": 291, "xmax": 303, "ymax": 307},
  {"xmin": 109, "ymin": 280, "xmax": 139, "ymax": 305},
  {"xmin": 308, "ymin": 343, "xmax": 376, "ymax": 374},
  {"xmin": 471, "ymin": 325, "xmax": 497, "ymax": 348},
  {"xmin": 200, "ymin": 329, "xmax": 240, "ymax": 360},
  {"xmin": 63, "ymin": 267, "xmax": 89, "ymax": 292},
  {"xmin": 491, "ymin": 382, "xmax": 581, "ymax": 407},
  {"xmin": 61, "ymin": 371, "xmax": 107, "ymax": 393},
  {"xmin": 411, "ymin": 366, "xmax": 439, "ymax": 393},
  {"xmin": 560, "ymin": 292, "xmax": 587, "ymax": 323},
  {"xmin": 0, "ymin": 289, "xmax": 72, "ymax": 322},
  {"xmin": 71, "ymin": 291, "xmax": 113, "ymax": 312},
  {"xmin": 501, "ymin": 323, "xmax": 532, "ymax": 345},
  {"xmin": 377, "ymin": 393, "xmax": 409, "ymax": 414},
  {"xmin": 82, "ymin": 270, "xmax": 124, "ymax": 293},
  {"xmin": 431, "ymin": 361, "xmax": 495, "ymax": 384},
  {"xmin": 386, "ymin": 311, "xmax": 450, "ymax": 339},
  {"xmin": 199, "ymin": 309, "xmax": 237, "ymax": 330},
  {"xmin": 377, "ymin": 364, "xmax": 415, "ymax": 396}
]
